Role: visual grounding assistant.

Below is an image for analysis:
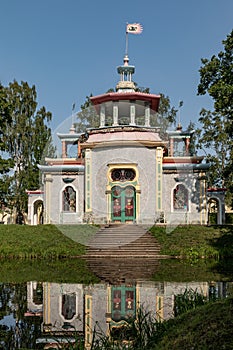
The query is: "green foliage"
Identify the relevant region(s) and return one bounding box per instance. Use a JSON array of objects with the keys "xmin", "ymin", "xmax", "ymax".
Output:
[
  {"xmin": 196, "ymin": 109, "xmax": 232, "ymax": 189},
  {"xmin": 0, "ymin": 84, "xmax": 14, "ymax": 211},
  {"xmin": 75, "ymin": 94, "xmax": 100, "ymax": 132},
  {"xmin": 197, "ymin": 30, "xmax": 233, "ymax": 206},
  {"xmin": 149, "ymin": 224, "xmax": 233, "ymax": 259},
  {"xmin": 226, "ymin": 212, "xmax": 233, "ymax": 224},
  {"xmin": 174, "ymin": 288, "xmax": 207, "ymax": 317},
  {"xmin": 198, "ymin": 30, "xmax": 233, "ymax": 130},
  {"xmin": 154, "ymin": 297, "xmax": 233, "ymax": 350},
  {"xmin": 157, "ymin": 93, "xmax": 177, "ymax": 129},
  {"xmin": 1, "ymin": 80, "xmax": 54, "ymax": 214}
]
